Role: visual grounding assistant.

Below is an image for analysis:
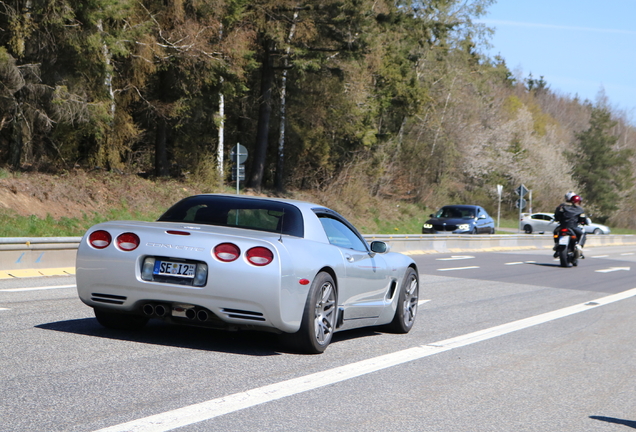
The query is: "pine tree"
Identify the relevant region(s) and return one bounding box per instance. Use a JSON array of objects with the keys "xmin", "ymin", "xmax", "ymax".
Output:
[{"xmin": 571, "ymin": 107, "xmax": 634, "ymax": 220}]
